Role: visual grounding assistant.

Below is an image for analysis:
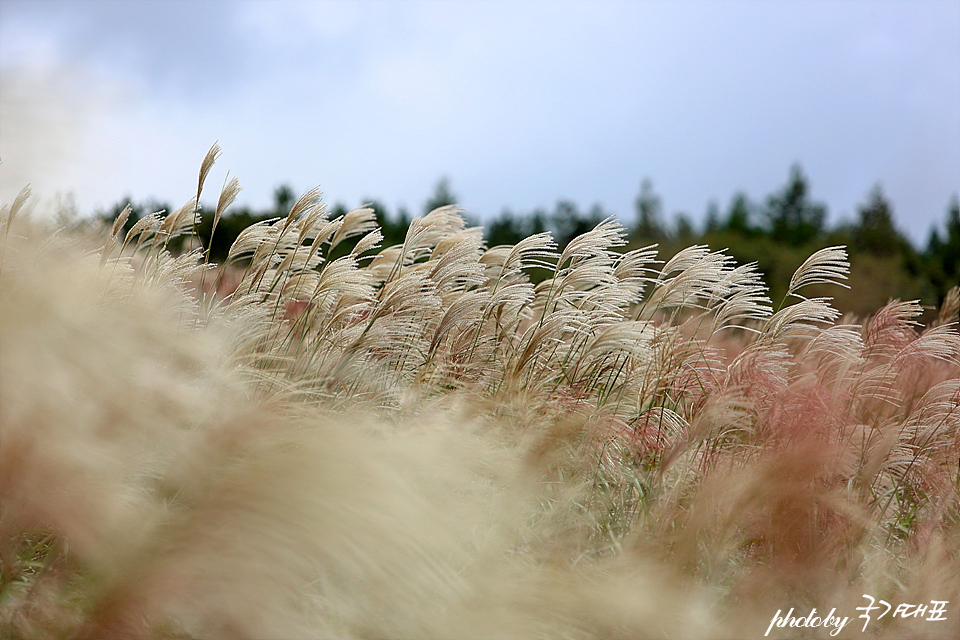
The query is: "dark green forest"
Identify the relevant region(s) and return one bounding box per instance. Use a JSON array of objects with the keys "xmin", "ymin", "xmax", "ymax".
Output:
[{"xmin": 101, "ymin": 166, "xmax": 959, "ymax": 320}]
